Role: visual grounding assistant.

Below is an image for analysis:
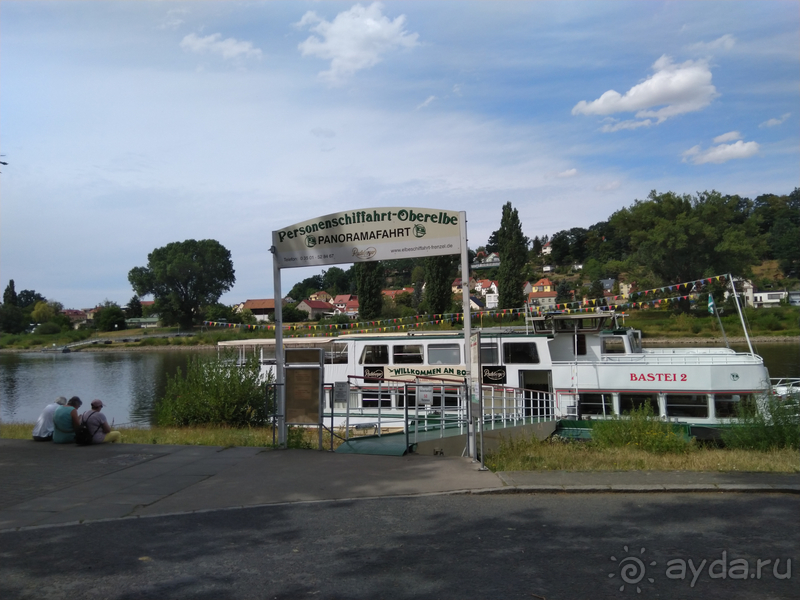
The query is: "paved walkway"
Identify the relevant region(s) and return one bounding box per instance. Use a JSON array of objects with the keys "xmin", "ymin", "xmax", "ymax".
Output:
[{"xmin": 1, "ymin": 439, "xmax": 798, "ymax": 532}]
